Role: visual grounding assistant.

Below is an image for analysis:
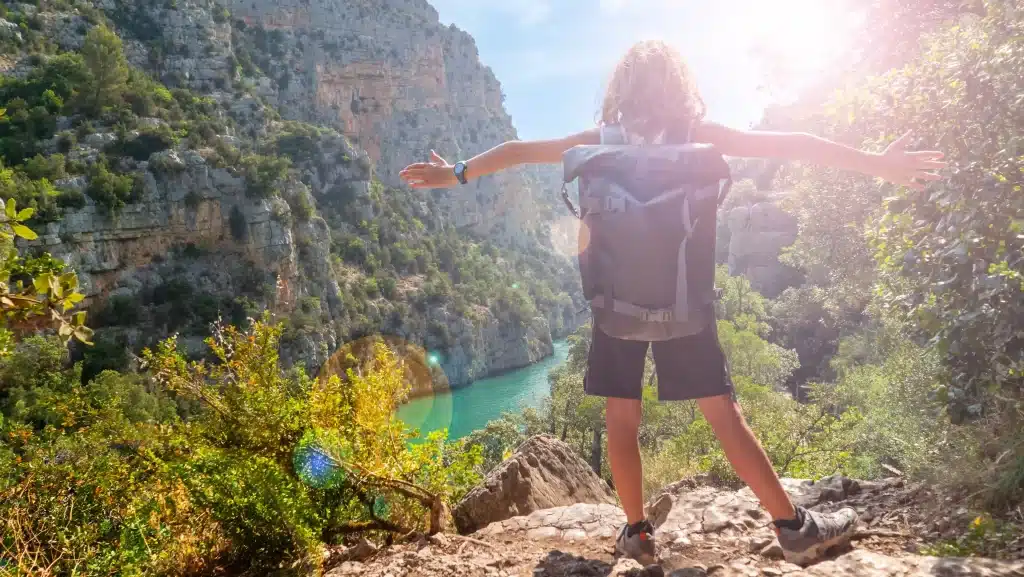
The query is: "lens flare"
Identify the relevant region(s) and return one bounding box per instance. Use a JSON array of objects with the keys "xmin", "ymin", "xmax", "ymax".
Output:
[
  {"xmin": 549, "ymin": 214, "xmax": 585, "ymax": 259},
  {"xmin": 293, "ymin": 436, "xmax": 345, "ymax": 489}
]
